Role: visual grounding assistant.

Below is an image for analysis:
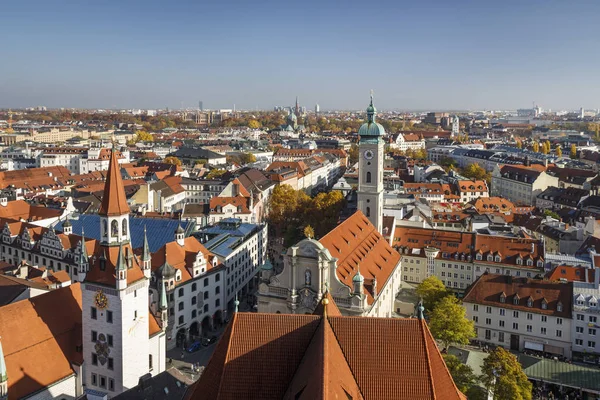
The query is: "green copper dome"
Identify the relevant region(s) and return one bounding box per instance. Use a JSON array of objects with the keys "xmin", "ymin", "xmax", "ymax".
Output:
[
  {"xmin": 352, "ymin": 265, "xmax": 365, "ymax": 283},
  {"xmin": 358, "ymin": 94, "xmax": 385, "ymax": 137}
]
